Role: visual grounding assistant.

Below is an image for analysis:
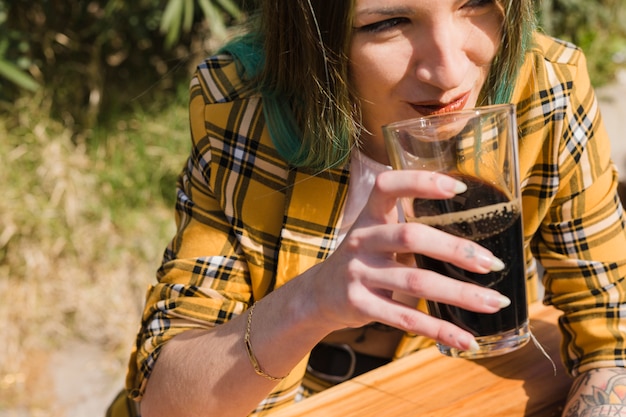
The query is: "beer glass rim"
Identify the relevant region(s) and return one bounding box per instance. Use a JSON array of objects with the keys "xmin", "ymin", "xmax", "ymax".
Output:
[{"xmin": 382, "ymin": 103, "xmax": 515, "ymax": 131}]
